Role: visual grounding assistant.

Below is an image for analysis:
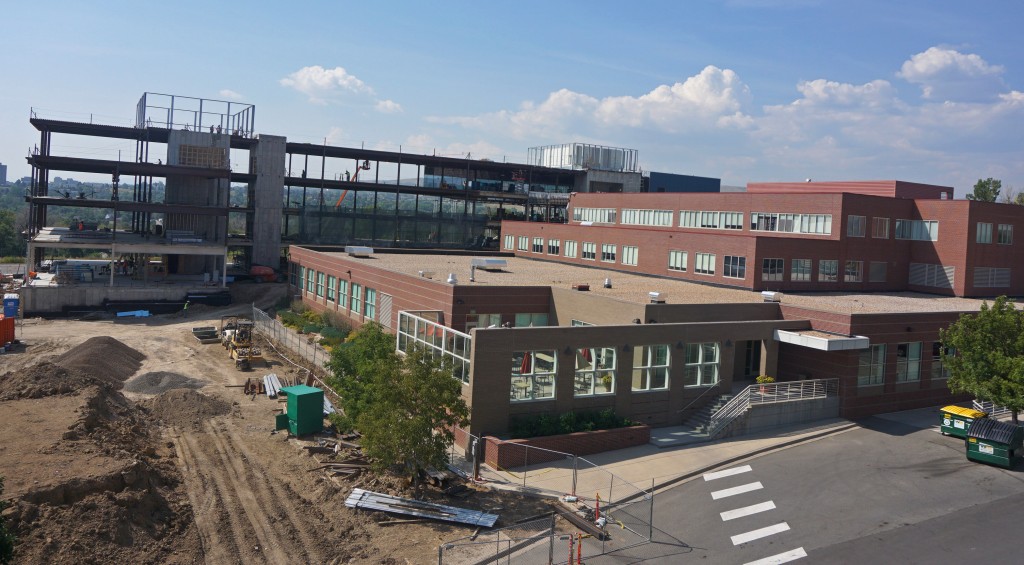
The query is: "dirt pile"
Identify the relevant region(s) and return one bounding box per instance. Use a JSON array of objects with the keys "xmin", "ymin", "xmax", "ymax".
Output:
[
  {"xmin": 0, "ymin": 336, "xmax": 145, "ymax": 401},
  {"xmin": 124, "ymin": 371, "xmax": 205, "ymax": 395},
  {"xmin": 140, "ymin": 389, "xmax": 232, "ymax": 430},
  {"xmin": 55, "ymin": 335, "xmax": 145, "ymax": 383}
]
